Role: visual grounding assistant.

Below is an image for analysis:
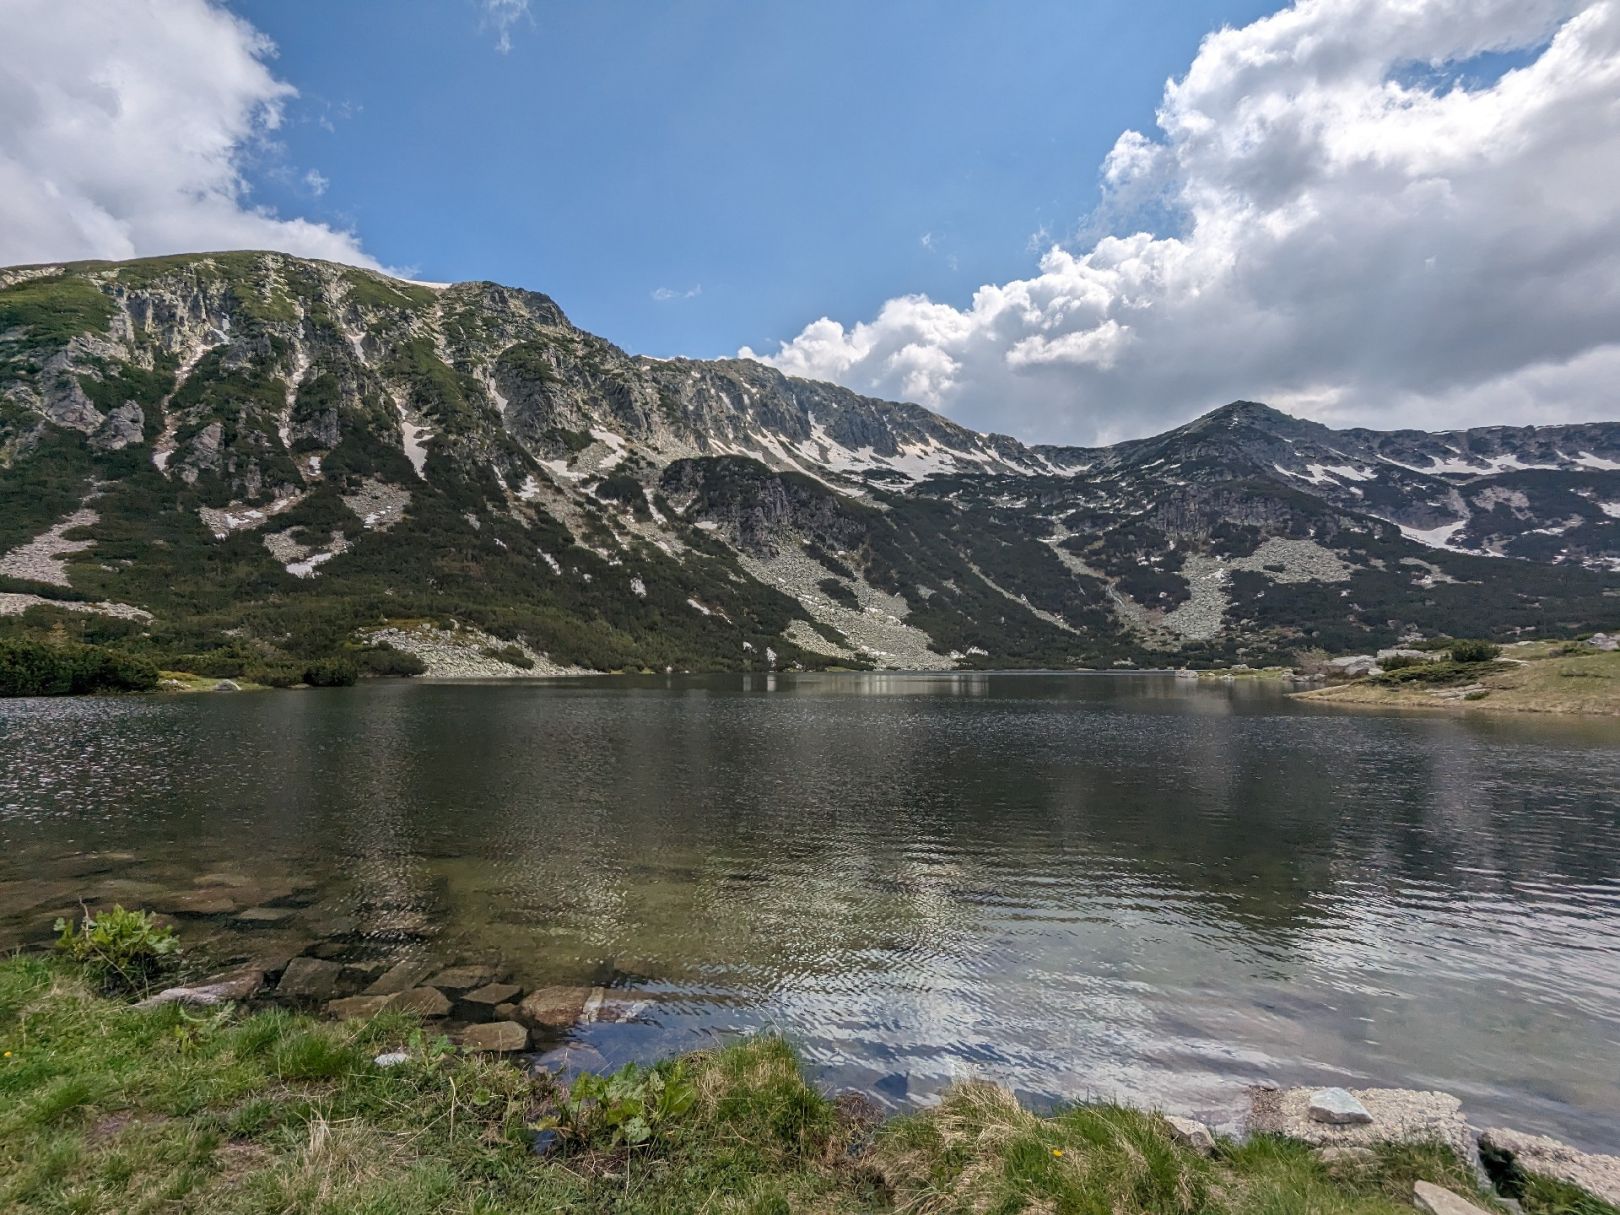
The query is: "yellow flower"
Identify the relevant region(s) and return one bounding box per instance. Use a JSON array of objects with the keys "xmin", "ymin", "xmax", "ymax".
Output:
[
  {"xmin": 1051, "ymin": 1148, "xmax": 1063, "ymax": 1158},
  {"xmin": 2, "ymin": 1050, "xmax": 10, "ymax": 1058}
]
